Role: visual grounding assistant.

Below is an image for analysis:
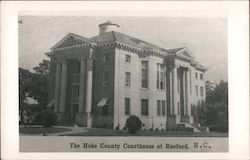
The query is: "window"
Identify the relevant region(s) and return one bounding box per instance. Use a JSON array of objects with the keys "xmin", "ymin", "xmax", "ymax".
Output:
[
  {"xmin": 177, "ymin": 75, "xmax": 180, "ymax": 93},
  {"xmin": 125, "ymin": 55, "xmax": 131, "ymax": 63},
  {"xmin": 157, "ymin": 64, "xmax": 160, "ymax": 89},
  {"xmin": 102, "ymin": 105, "xmax": 109, "ymax": 116},
  {"xmin": 195, "ymin": 73, "xmax": 198, "ymax": 79},
  {"xmin": 102, "ymin": 99, "xmax": 109, "ymax": 116},
  {"xmin": 125, "ymin": 98, "xmax": 130, "ymax": 115},
  {"xmin": 141, "ymin": 99, "xmax": 148, "ymax": 116},
  {"xmin": 141, "ymin": 61, "xmax": 148, "ymax": 88},
  {"xmin": 102, "ymin": 71, "xmax": 109, "ymax": 87},
  {"xmin": 196, "ymin": 85, "xmax": 198, "ymax": 97},
  {"xmin": 157, "ymin": 100, "xmax": 166, "ymax": 116},
  {"xmin": 157, "ymin": 100, "xmax": 161, "ymax": 116},
  {"xmin": 72, "ymin": 73, "xmax": 80, "ymax": 84},
  {"xmin": 125, "ymin": 72, "xmax": 131, "ymax": 87},
  {"xmin": 162, "ymin": 101, "xmax": 166, "ymax": 116},
  {"xmin": 104, "ymin": 53, "xmax": 109, "ymax": 62},
  {"xmin": 200, "ymin": 86, "xmax": 204, "ymax": 97},
  {"xmin": 71, "ymin": 103, "xmax": 79, "ymax": 113},
  {"xmin": 200, "ymin": 73, "xmax": 203, "ymax": 80},
  {"xmin": 72, "ymin": 85, "xmax": 79, "ymax": 97},
  {"xmin": 157, "ymin": 64, "xmax": 165, "ymax": 90}
]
